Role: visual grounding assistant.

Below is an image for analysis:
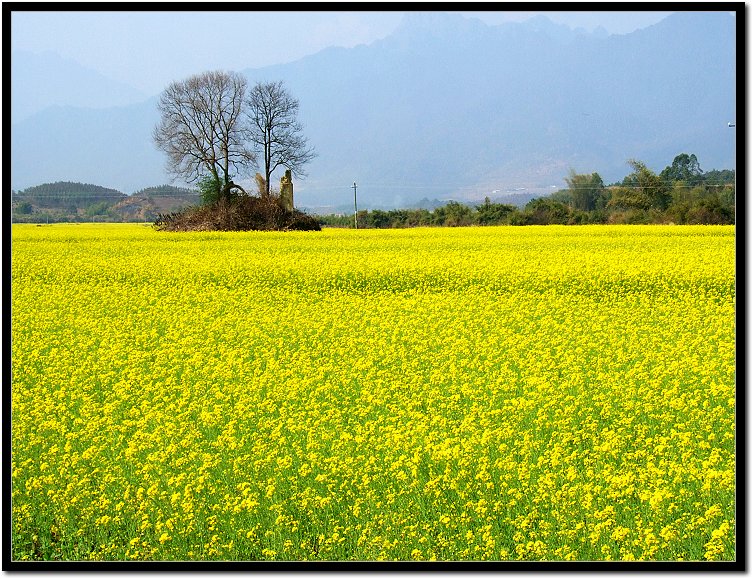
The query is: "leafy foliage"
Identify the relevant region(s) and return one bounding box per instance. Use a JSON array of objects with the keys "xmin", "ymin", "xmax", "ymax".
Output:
[
  {"xmin": 15, "ymin": 201, "xmax": 33, "ymax": 215},
  {"xmin": 11, "ymin": 153, "xmax": 734, "ymax": 227},
  {"xmin": 564, "ymin": 171, "xmax": 606, "ymax": 212},
  {"xmin": 16, "ymin": 181, "xmax": 124, "ymax": 197},
  {"xmin": 319, "ymin": 153, "xmax": 733, "ymax": 228},
  {"xmin": 132, "ymin": 184, "xmax": 197, "ymax": 197},
  {"xmin": 197, "ymin": 174, "xmax": 224, "ymax": 206},
  {"xmin": 476, "ymin": 198, "xmax": 517, "ymax": 225},
  {"xmin": 13, "ymin": 181, "xmax": 126, "ymax": 210},
  {"xmin": 660, "ymin": 153, "xmax": 703, "ymax": 186}
]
